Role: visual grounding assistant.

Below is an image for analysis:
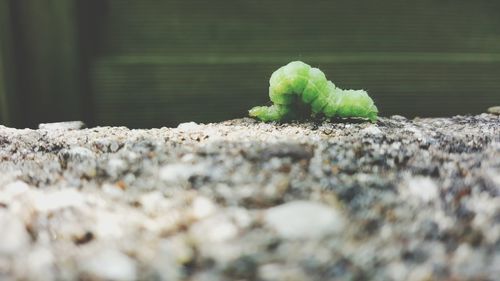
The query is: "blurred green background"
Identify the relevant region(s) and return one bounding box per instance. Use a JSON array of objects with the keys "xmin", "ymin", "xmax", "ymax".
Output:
[{"xmin": 1, "ymin": 0, "xmax": 499, "ymax": 128}]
